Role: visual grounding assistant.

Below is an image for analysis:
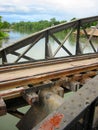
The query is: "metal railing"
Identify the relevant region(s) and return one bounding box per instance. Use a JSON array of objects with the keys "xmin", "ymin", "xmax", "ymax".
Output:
[{"xmin": 0, "ymin": 16, "xmax": 98, "ymax": 64}]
